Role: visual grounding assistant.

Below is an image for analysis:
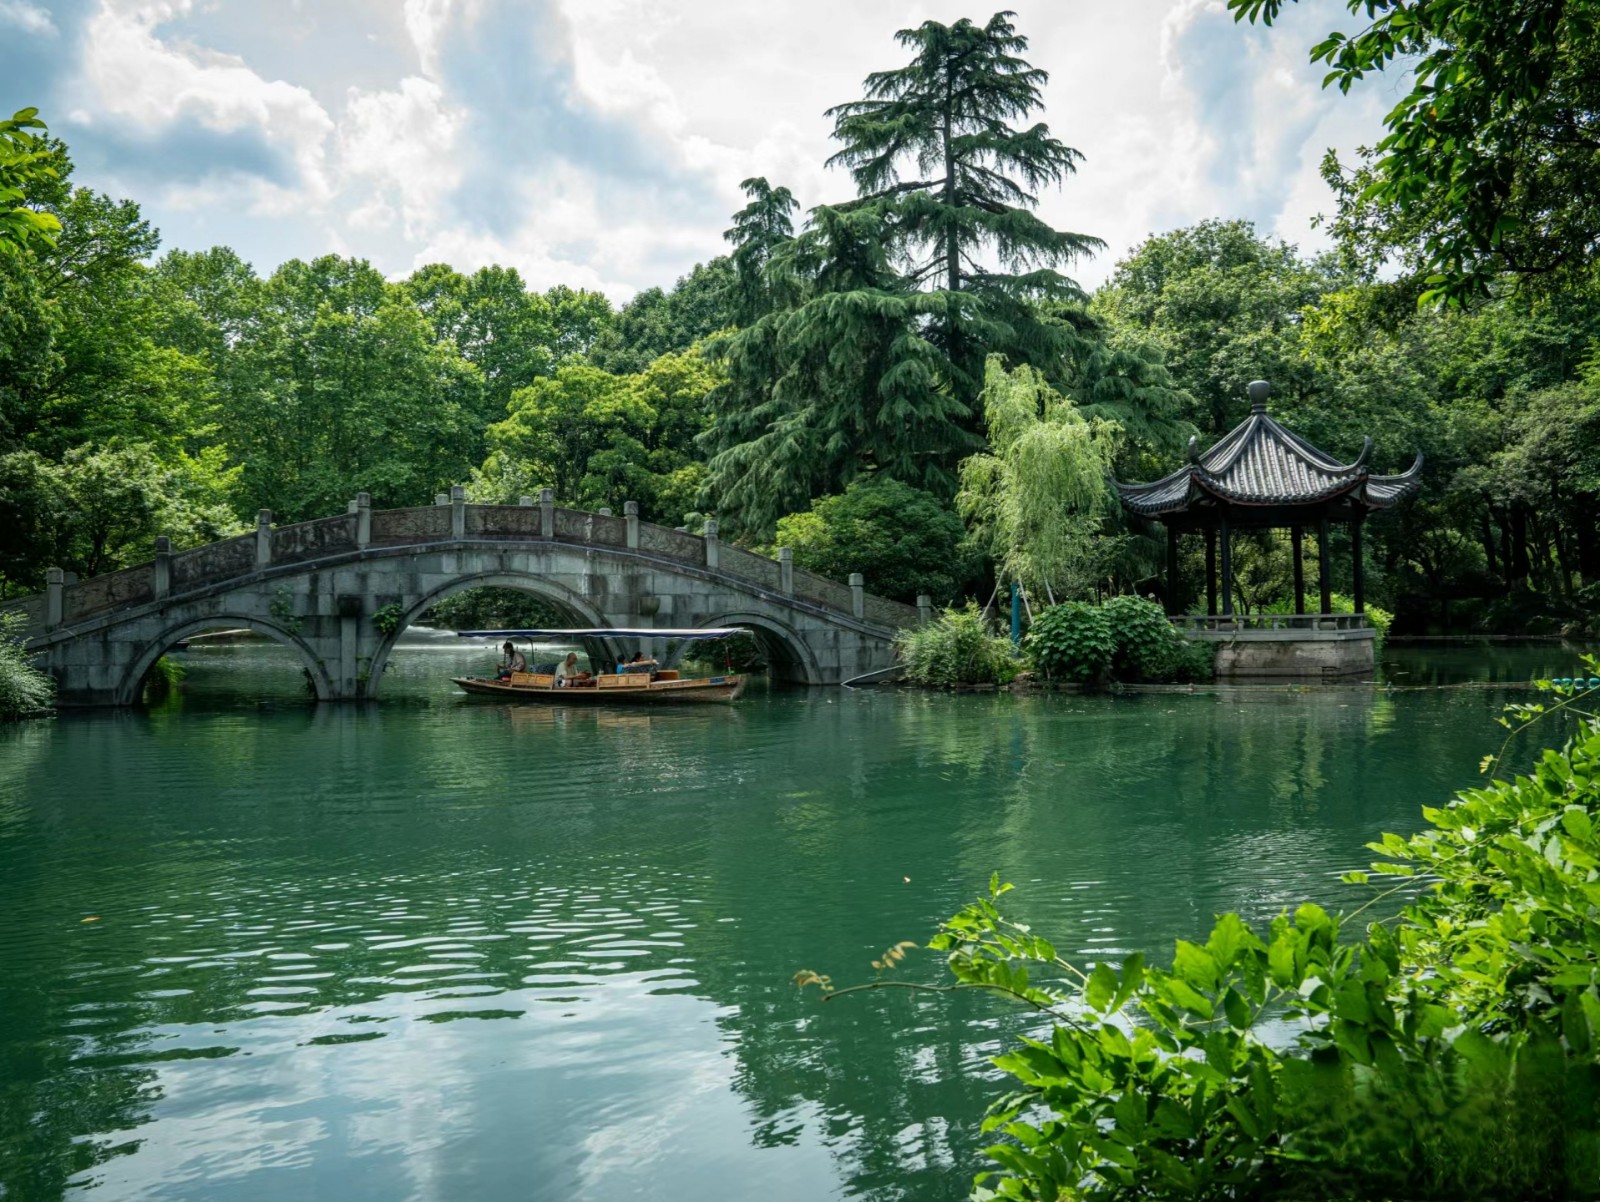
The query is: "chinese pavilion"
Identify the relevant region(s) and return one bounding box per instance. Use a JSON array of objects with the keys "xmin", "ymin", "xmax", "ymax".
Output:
[{"xmin": 1113, "ymin": 380, "xmax": 1422, "ymax": 675}]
